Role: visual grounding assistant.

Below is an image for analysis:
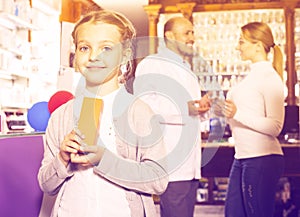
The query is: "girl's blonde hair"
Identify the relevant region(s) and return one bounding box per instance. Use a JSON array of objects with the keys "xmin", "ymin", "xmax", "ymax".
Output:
[
  {"xmin": 241, "ymin": 22, "xmax": 283, "ymax": 80},
  {"xmin": 72, "ymin": 9, "xmax": 137, "ymax": 84}
]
